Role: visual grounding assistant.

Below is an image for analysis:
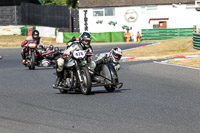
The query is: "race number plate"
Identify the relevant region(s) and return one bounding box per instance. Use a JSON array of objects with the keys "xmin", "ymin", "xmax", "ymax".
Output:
[{"xmin": 73, "ymin": 50, "xmax": 85, "ymax": 59}]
